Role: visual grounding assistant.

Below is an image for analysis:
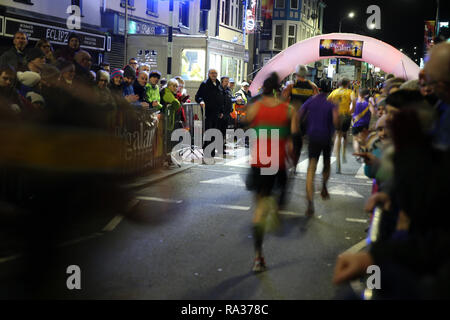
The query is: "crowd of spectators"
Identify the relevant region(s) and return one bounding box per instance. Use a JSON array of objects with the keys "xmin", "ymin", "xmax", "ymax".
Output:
[{"xmin": 332, "ymin": 41, "xmax": 450, "ymax": 299}]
